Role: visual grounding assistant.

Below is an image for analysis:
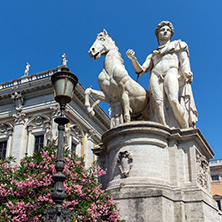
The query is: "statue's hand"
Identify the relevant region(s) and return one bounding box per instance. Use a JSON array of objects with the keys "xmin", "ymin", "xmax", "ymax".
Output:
[
  {"xmin": 126, "ymin": 49, "xmax": 136, "ymax": 61},
  {"xmin": 184, "ymin": 71, "xmax": 193, "ymax": 83}
]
